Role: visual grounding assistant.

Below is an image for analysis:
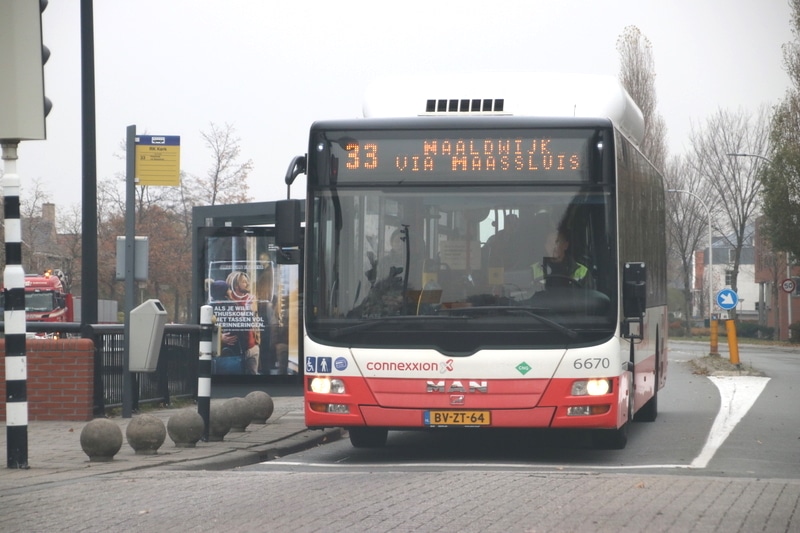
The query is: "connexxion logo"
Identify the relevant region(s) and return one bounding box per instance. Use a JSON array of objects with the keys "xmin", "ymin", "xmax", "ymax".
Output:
[{"xmin": 365, "ymin": 358, "xmax": 455, "ymax": 373}]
